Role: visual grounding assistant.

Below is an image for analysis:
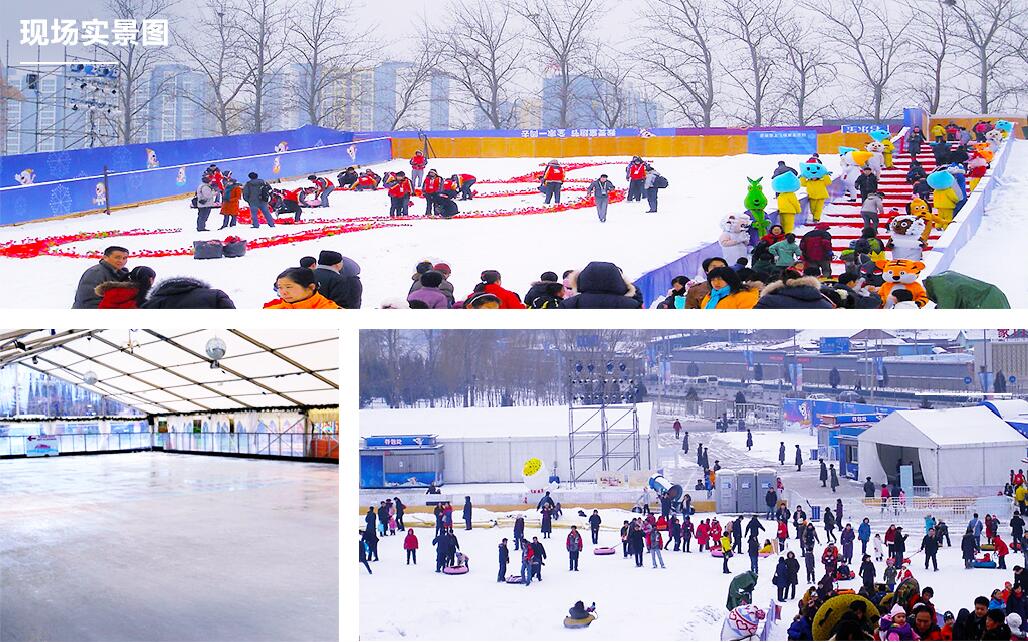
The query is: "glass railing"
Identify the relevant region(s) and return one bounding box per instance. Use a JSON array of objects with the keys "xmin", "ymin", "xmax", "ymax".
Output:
[
  {"xmin": 0, "ymin": 431, "xmax": 339, "ymax": 459},
  {"xmin": 0, "ymin": 432, "xmax": 151, "ymax": 456}
]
